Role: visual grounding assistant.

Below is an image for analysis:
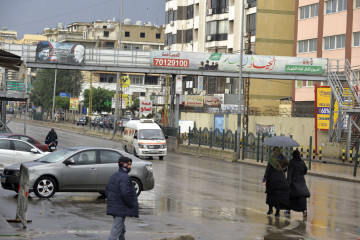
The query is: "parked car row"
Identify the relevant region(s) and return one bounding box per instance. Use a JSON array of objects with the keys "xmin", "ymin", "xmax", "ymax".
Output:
[{"xmin": 1, "ymin": 146, "xmax": 154, "ymax": 198}]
